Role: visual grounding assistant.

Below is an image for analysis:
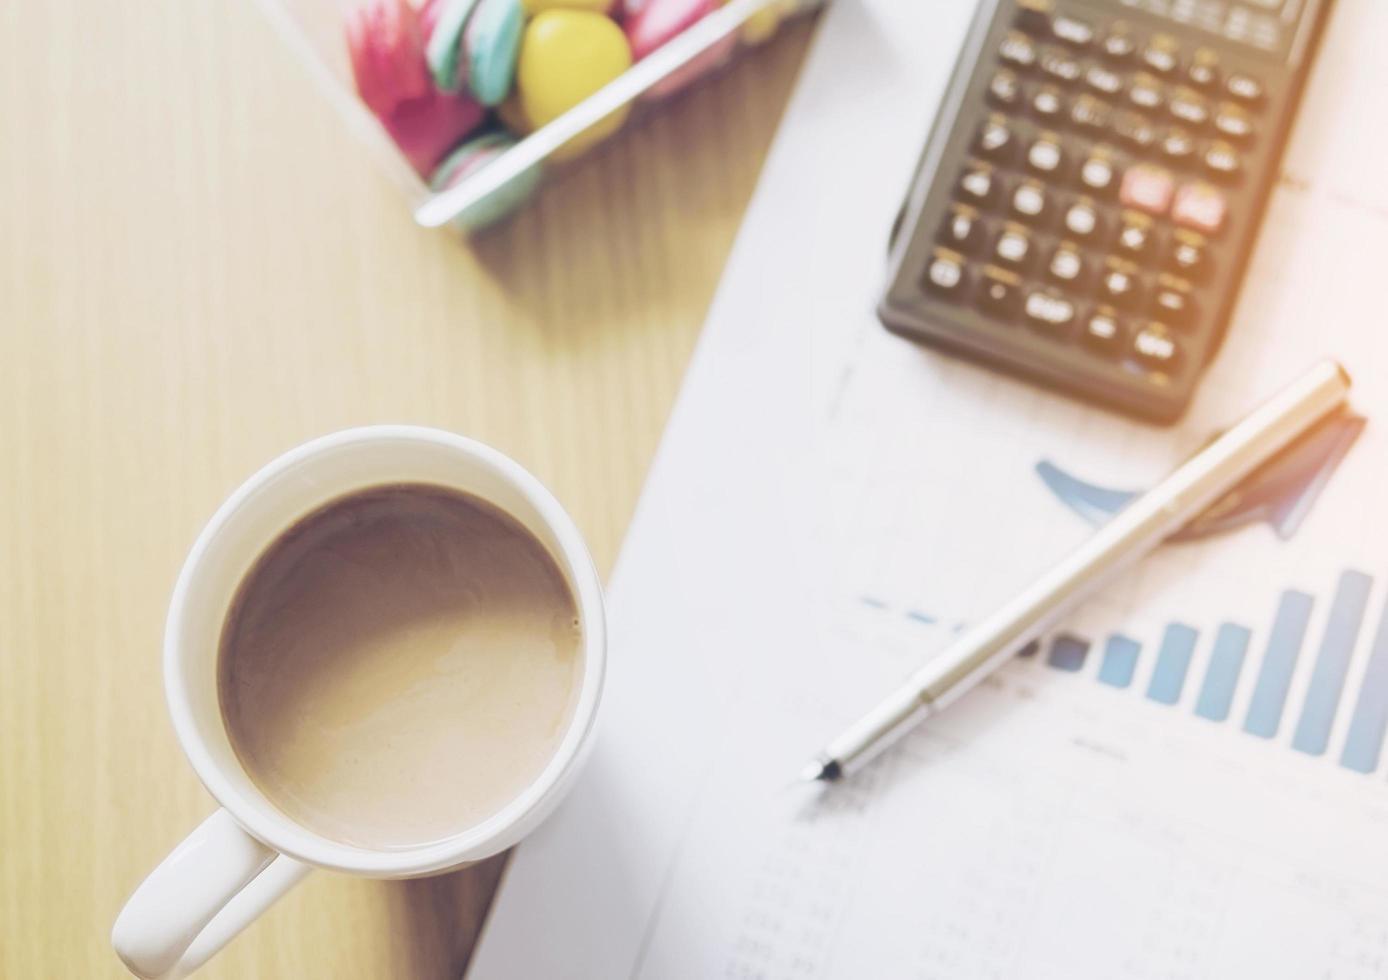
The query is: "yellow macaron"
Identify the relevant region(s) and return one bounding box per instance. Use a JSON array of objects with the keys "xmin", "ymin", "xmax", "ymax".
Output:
[{"xmin": 516, "ymin": 10, "xmax": 633, "ymax": 159}]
